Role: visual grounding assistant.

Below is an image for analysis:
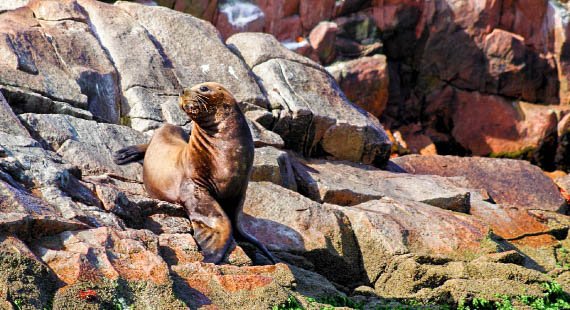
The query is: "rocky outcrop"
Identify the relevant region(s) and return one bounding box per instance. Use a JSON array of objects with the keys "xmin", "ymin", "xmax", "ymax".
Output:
[
  {"xmin": 2, "ymin": 0, "xmax": 570, "ymax": 309},
  {"xmin": 227, "ymin": 32, "xmax": 392, "ymax": 165}
]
